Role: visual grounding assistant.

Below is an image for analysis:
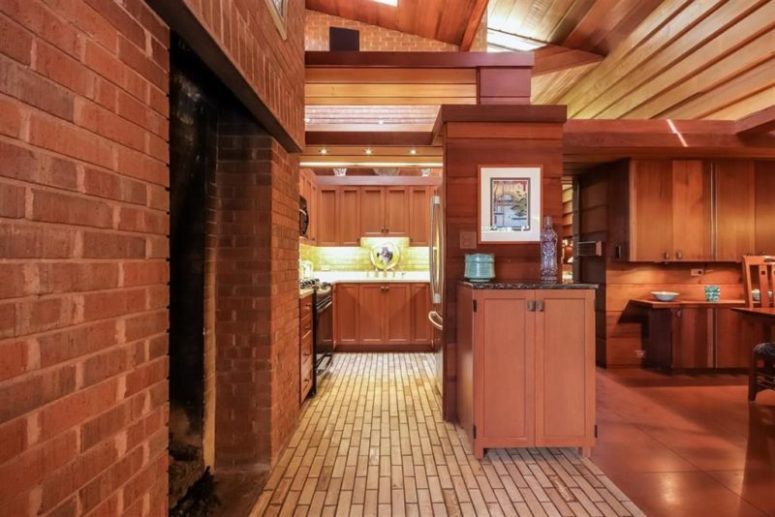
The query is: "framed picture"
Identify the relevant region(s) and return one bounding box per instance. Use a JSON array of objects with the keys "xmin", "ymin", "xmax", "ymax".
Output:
[
  {"xmin": 478, "ymin": 166, "xmax": 542, "ymax": 243},
  {"xmin": 264, "ymin": 0, "xmax": 288, "ymax": 39}
]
